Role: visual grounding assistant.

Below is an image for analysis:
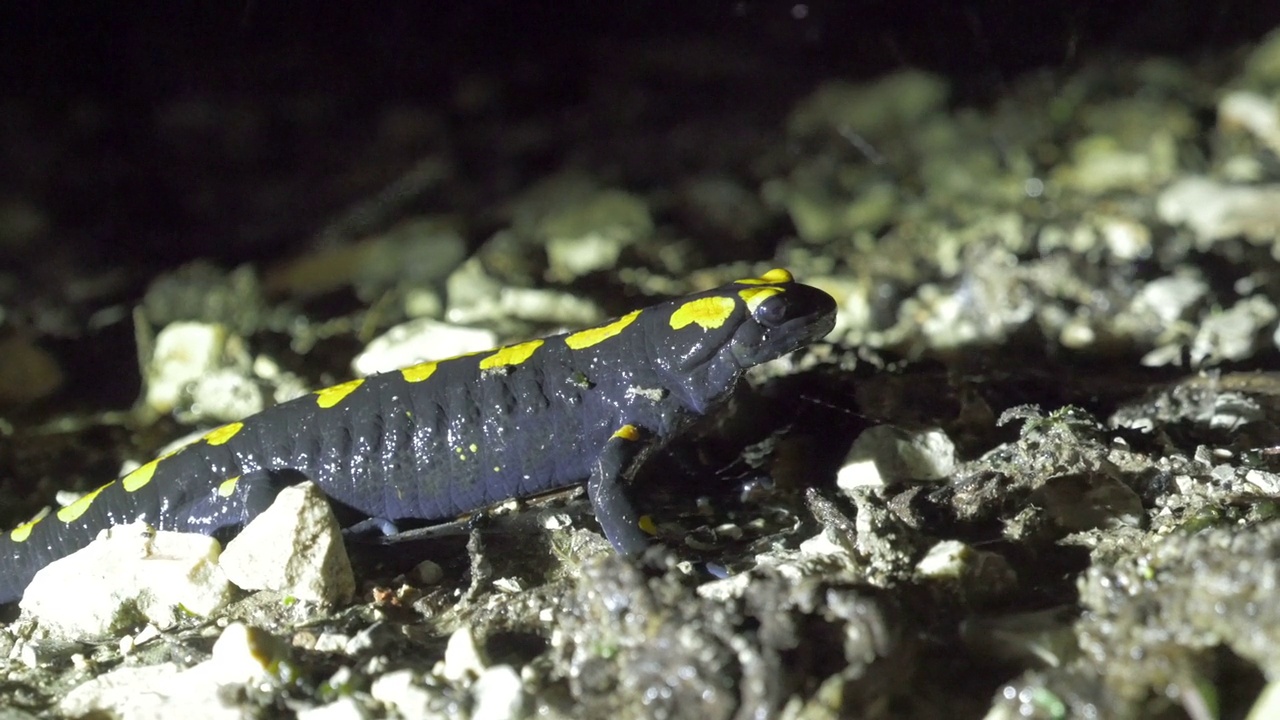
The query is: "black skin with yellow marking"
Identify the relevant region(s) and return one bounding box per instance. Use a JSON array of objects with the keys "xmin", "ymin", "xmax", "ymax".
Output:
[{"xmin": 0, "ymin": 269, "xmax": 836, "ymax": 603}]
